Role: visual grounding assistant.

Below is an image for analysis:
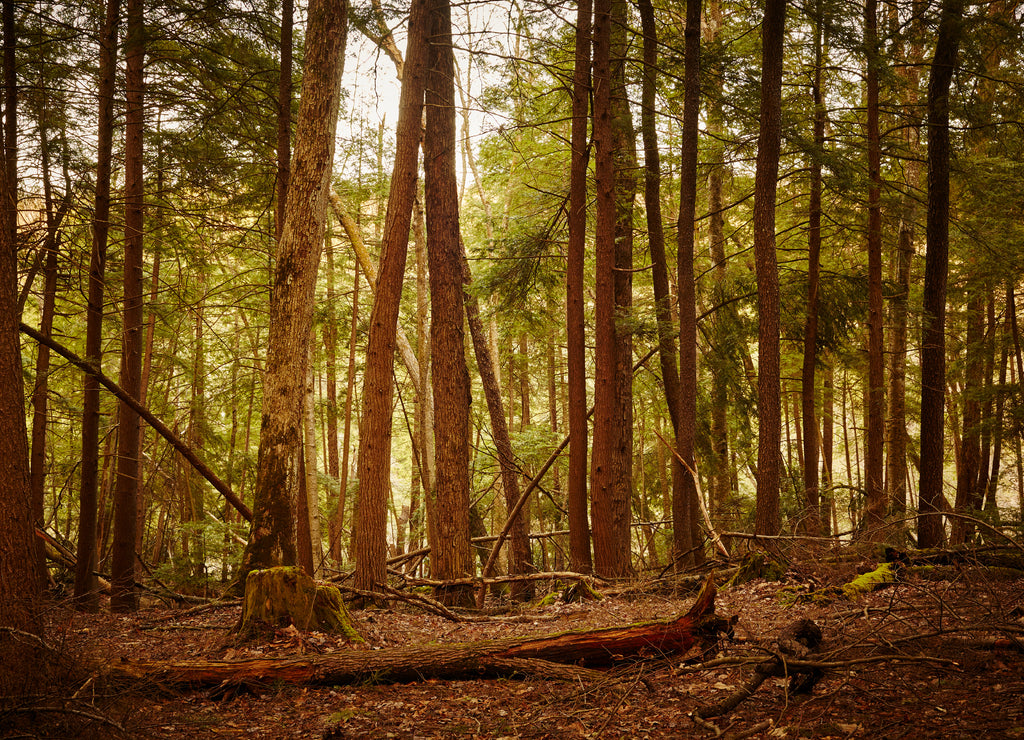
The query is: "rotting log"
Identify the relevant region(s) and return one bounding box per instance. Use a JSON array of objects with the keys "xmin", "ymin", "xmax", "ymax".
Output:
[{"xmin": 114, "ymin": 576, "xmax": 718, "ymax": 690}]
